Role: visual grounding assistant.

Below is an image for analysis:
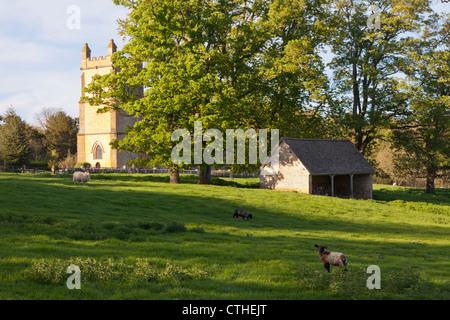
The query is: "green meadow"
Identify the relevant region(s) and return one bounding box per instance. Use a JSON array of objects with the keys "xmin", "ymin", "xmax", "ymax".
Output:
[{"xmin": 0, "ymin": 172, "xmax": 448, "ymax": 299}]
